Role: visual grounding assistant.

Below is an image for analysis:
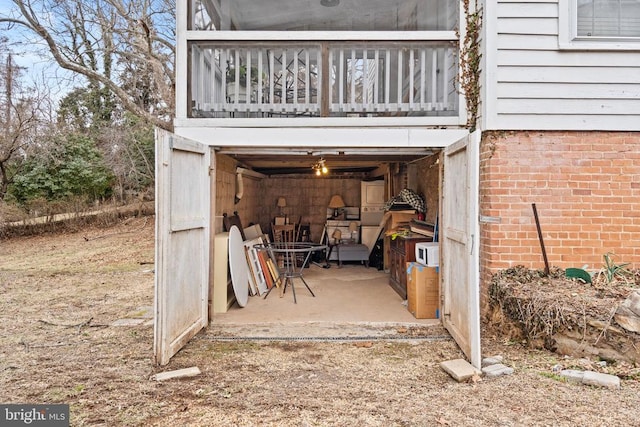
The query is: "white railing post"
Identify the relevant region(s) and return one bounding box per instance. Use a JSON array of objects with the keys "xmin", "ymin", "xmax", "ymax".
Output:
[
  {"xmin": 319, "ymin": 46, "xmax": 325, "ymax": 114},
  {"xmin": 293, "ymin": 50, "xmax": 299, "ymax": 108},
  {"xmin": 338, "ymin": 49, "xmax": 344, "ymax": 111},
  {"xmin": 431, "ymin": 49, "xmax": 438, "ymax": 109},
  {"xmin": 420, "ymin": 49, "xmax": 426, "ymax": 109},
  {"xmin": 363, "ymin": 48, "xmax": 368, "ymax": 106},
  {"xmin": 443, "ymin": 47, "xmax": 449, "ymax": 111},
  {"xmin": 349, "ymin": 49, "xmax": 356, "ymax": 109},
  {"xmin": 269, "ymin": 50, "xmax": 275, "ymax": 107},
  {"xmin": 385, "ymin": 49, "xmax": 390, "ymax": 109},
  {"xmin": 305, "ymin": 50, "xmax": 310, "ymax": 105},
  {"xmin": 210, "ymin": 50, "xmax": 217, "ymax": 112},
  {"xmin": 409, "ymin": 49, "xmax": 415, "ymax": 109},
  {"xmin": 281, "ymin": 50, "xmax": 287, "ymax": 107},
  {"xmin": 258, "ymin": 51, "xmax": 263, "ymax": 106},
  {"xmin": 397, "ymin": 50, "xmax": 403, "ymax": 106},
  {"xmin": 246, "ymin": 50, "xmax": 252, "ymax": 104},
  {"xmin": 373, "ymin": 50, "xmax": 380, "ymax": 109}
]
